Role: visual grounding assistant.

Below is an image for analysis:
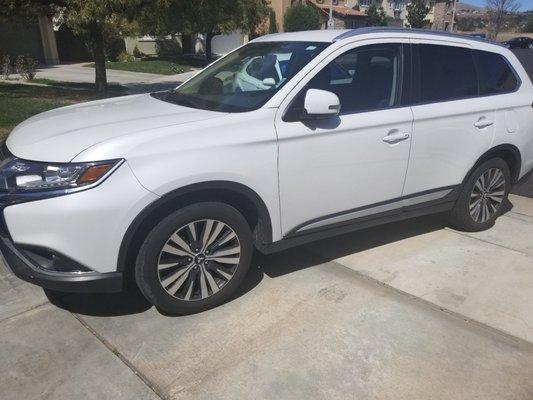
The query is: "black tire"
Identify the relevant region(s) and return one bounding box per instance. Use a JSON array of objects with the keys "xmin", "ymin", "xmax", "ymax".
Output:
[
  {"xmin": 135, "ymin": 202, "xmax": 253, "ymax": 315},
  {"xmin": 450, "ymin": 157, "xmax": 511, "ymax": 232}
]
